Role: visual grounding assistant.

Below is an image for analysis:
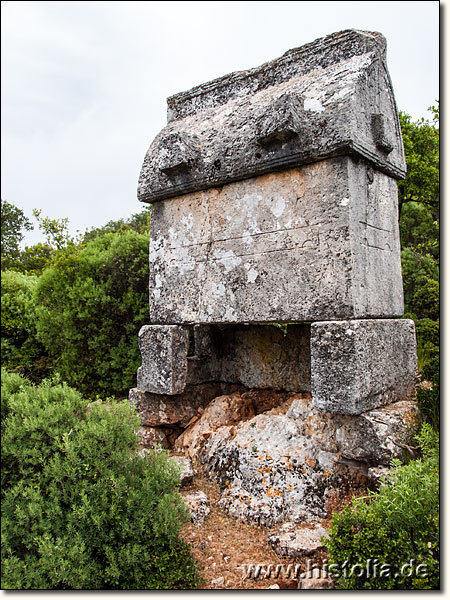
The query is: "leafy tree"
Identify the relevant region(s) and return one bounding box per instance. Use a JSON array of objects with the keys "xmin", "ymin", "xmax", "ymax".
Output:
[
  {"xmin": 398, "ymin": 103, "xmax": 439, "ymax": 220},
  {"xmin": 35, "ymin": 229, "xmax": 149, "ymax": 396},
  {"xmin": 32, "ymin": 209, "xmax": 78, "ymax": 250},
  {"xmin": 398, "ymin": 104, "xmax": 439, "ymax": 398},
  {"xmin": 1, "ymin": 271, "xmax": 50, "ymax": 381},
  {"xmin": 83, "ymin": 206, "xmax": 151, "ymax": 243},
  {"xmin": 1, "ymin": 200, "xmax": 33, "ymax": 270}
]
